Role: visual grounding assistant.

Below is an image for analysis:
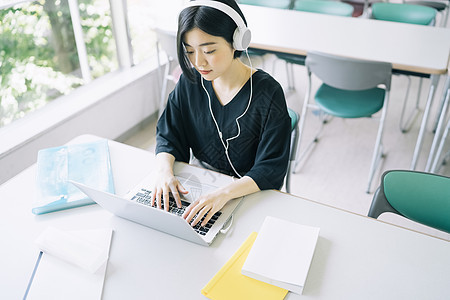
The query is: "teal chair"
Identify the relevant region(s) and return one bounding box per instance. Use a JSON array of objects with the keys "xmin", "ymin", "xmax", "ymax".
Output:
[
  {"xmin": 286, "ymin": 107, "xmax": 300, "ymax": 193},
  {"xmin": 371, "ymin": 2, "xmax": 437, "ymax": 25},
  {"xmin": 294, "ymin": 0, "xmax": 354, "ymax": 16},
  {"xmin": 368, "ymin": 170, "xmax": 450, "ymax": 234},
  {"xmin": 371, "ymin": 2, "xmax": 438, "ymax": 133},
  {"xmin": 296, "ymin": 51, "xmax": 392, "ymax": 193},
  {"xmin": 406, "ymin": 0, "xmax": 449, "ymax": 27},
  {"xmin": 274, "ymin": 0, "xmax": 354, "ymax": 91}
]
